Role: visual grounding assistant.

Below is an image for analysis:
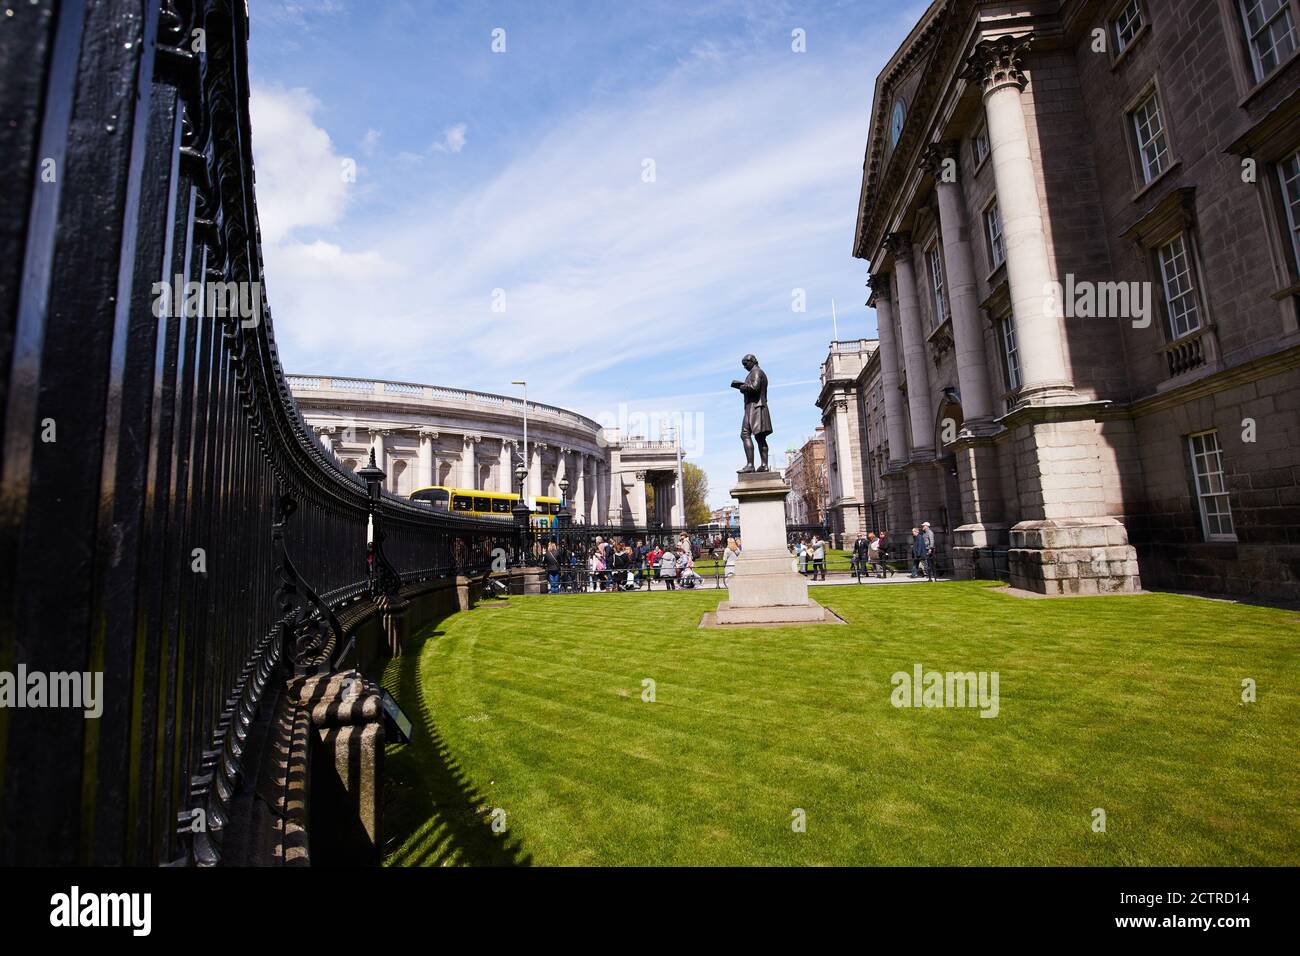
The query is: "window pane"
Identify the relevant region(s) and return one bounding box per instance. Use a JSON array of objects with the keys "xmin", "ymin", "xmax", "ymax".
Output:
[
  {"xmin": 1278, "ymin": 151, "xmax": 1300, "ymax": 273},
  {"xmin": 1241, "ymin": 0, "xmax": 1297, "ymax": 78},
  {"xmin": 1158, "ymin": 234, "xmax": 1202, "ymax": 339},
  {"xmin": 1113, "ymin": 0, "xmax": 1143, "ymax": 52},
  {"xmin": 1131, "ymin": 93, "xmax": 1170, "ymax": 182},
  {"xmin": 1188, "ymin": 430, "xmax": 1235, "ymax": 539}
]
